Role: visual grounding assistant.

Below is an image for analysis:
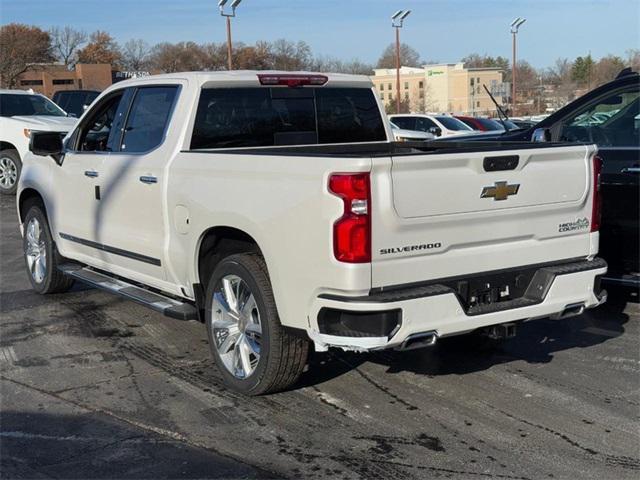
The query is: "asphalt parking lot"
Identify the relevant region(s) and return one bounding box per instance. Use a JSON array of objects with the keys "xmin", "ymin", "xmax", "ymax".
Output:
[{"xmin": 1, "ymin": 193, "xmax": 639, "ymax": 480}]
